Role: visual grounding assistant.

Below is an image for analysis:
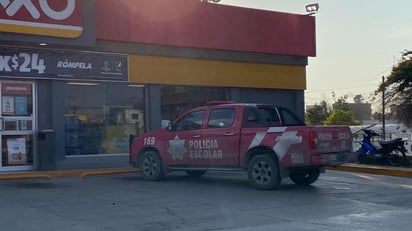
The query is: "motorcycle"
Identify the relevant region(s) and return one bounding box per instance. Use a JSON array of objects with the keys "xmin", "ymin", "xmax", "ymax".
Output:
[{"xmin": 356, "ymin": 129, "xmax": 408, "ymax": 166}]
